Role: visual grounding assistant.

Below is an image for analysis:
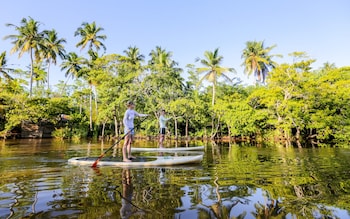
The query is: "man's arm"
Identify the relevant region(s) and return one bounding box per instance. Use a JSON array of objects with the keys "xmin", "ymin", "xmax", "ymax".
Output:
[{"xmin": 135, "ymin": 111, "xmax": 148, "ymax": 117}]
